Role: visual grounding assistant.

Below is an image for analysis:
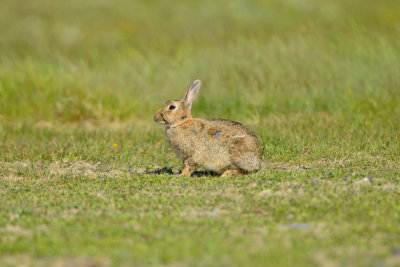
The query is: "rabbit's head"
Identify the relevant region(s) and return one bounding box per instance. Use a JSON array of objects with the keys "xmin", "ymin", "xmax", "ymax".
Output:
[{"xmin": 153, "ymin": 80, "xmax": 201, "ymax": 127}]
